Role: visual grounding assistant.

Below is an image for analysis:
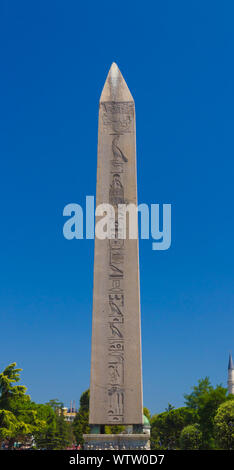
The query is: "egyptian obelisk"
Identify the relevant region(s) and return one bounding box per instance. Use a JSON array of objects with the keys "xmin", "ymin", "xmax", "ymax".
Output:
[{"xmin": 85, "ymin": 64, "xmax": 148, "ymax": 449}]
